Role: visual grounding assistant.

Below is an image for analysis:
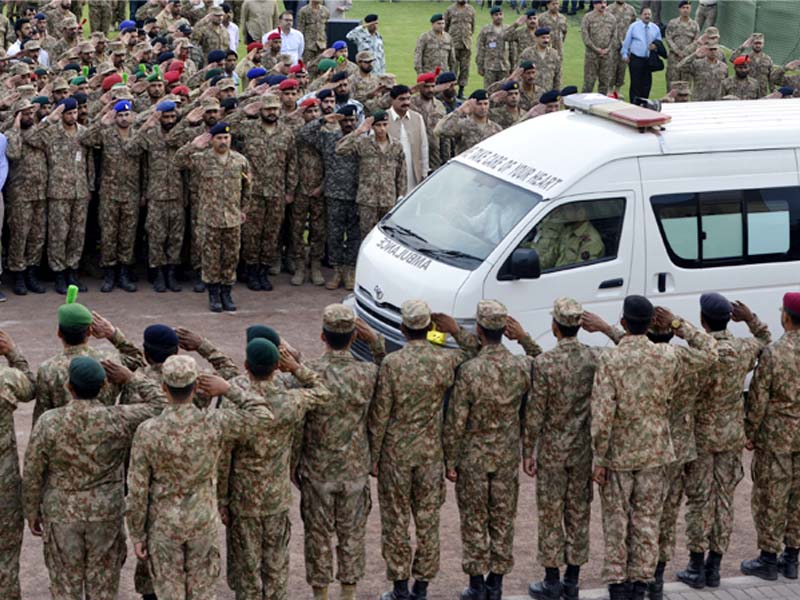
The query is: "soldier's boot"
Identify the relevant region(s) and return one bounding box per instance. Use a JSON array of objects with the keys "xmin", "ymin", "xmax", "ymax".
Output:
[
  {"xmin": 192, "ymin": 270, "xmax": 206, "ymax": 293},
  {"xmin": 290, "ymin": 264, "xmax": 306, "ymax": 286},
  {"xmin": 380, "ymin": 579, "xmax": 410, "ymax": 600},
  {"xmin": 220, "ymin": 285, "xmax": 237, "ymax": 312},
  {"xmin": 458, "ymin": 85, "xmax": 465, "ymax": 99},
  {"xmin": 485, "ymin": 572, "xmax": 502, "ymax": 600},
  {"xmin": 25, "ymin": 268, "xmax": 46, "ymax": 294},
  {"xmin": 12, "ymin": 272, "xmax": 27, "ymax": 296},
  {"xmin": 208, "ymin": 284, "xmax": 223, "ymax": 313},
  {"xmin": 100, "ymin": 267, "xmax": 116, "ymax": 293},
  {"xmin": 54, "ymin": 271, "xmax": 68, "ymax": 295},
  {"xmin": 324, "ymin": 267, "xmax": 342, "ymax": 290},
  {"xmin": 341, "ymin": 583, "xmax": 357, "ymax": 600},
  {"xmin": 461, "ymin": 574, "xmax": 487, "ymax": 600},
  {"xmin": 153, "ymin": 267, "xmax": 167, "ymax": 293},
  {"xmin": 165, "ymin": 265, "xmax": 182, "ymax": 292},
  {"xmin": 312, "ymin": 586, "xmax": 328, "ymax": 600},
  {"xmin": 284, "ymin": 255, "xmax": 296, "ymax": 275},
  {"xmin": 779, "ymin": 547, "xmax": 800, "ymax": 579},
  {"xmin": 67, "ymin": 268, "xmax": 88, "ymax": 292},
  {"xmin": 562, "ymin": 564, "xmax": 580, "ymax": 600},
  {"xmin": 142, "ymin": 595, "xmax": 158, "ymax": 600},
  {"xmin": 269, "ymin": 263, "xmax": 281, "ymax": 276},
  {"xmin": 118, "ymin": 265, "xmax": 137, "ymax": 292},
  {"xmin": 741, "ymin": 550, "xmax": 778, "ymax": 581},
  {"xmin": 410, "ymin": 579, "xmax": 428, "ymax": 600},
  {"xmin": 676, "ymin": 552, "xmax": 706, "ymax": 589},
  {"xmin": 648, "ymin": 562, "xmax": 665, "ymax": 600},
  {"xmin": 631, "ymin": 582, "xmax": 647, "ymax": 600},
  {"xmin": 528, "ymin": 568, "xmax": 561, "ymax": 599},
  {"xmin": 343, "ymin": 266, "xmax": 355, "ymax": 291},
  {"xmin": 310, "ymin": 260, "xmax": 325, "ymax": 286},
  {"xmin": 246, "ymin": 264, "xmax": 262, "ymax": 290},
  {"xmin": 705, "ymin": 551, "xmax": 722, "ymax": 587},
  {"xmin": 258, "ymin": 265, "xmax": 274, "ymax": 291},
  {"xmin": 607, "ymin": 583, "xmax": 627, "ymax": 600}
]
